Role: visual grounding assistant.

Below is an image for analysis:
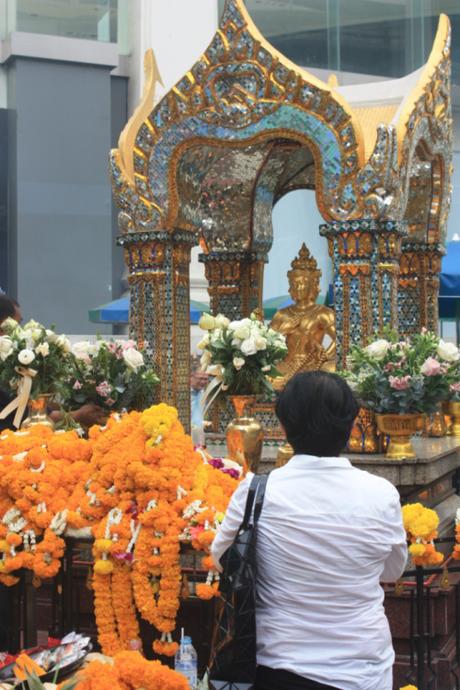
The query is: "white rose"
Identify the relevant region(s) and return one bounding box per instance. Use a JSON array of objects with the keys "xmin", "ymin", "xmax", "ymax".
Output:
[
  {"xmin": 56, "ymin": 335, "xmax": 71, "ymax": 353},
  {"xmin": 23, "ymin": 319, "xmax": 40, "ymax": 329},
  {"xmin": 30, "ymin": 328, "xmax": 42, "ymax": 342},
  {"xmin": 123, "ymin": 347, "xmax": 144, "ymax": 371},
  {"xmin": 1, "ymin": 317, "xmax": 19, "ymax": 335},
  {"xmin": 233, "ymin": 357, "xmax": 245, "ymax": 370},
  {"xmin": 234, "ymin": 325, "xmax": 251, "ymax": 340},
  {"xmin": 88, "ymin": 341, "xmax": 103, "ymax": 356},
  {"xmin": 262, "ymin": 365, "xmax": 271, "ymax": 372},
  {"xmin": 200, "ymin": 351, "xmax": 212, "ymax": 369},
  {"xmin": 35, "ymin": 342, "xmax": 50, "ymax": 357},
  {"xmin": 199, "ymin": 313, "xmax": 216, "ymax": 331},
  {"xmin": 197, "ymin": 334, "xmax": 209, "ymax": 350},
  {"xmin": 210, "ymin": 328, "xmax": 223, "ymax": 343},
  {"xmin": 215, "ymin": 315, "xmax": 230, "ymax": 329},
  {"xmin": 254, "ymin": 336, "xmax": 267, "ymax": 351},
  {"xmin": 72, "ymin": 341, "xmax": 92, "ymax": 360},
  {"xmin": 437, "ymin": 339, "xmax": 460, "ymax": 362},
  {"xmin": 364, "ymin": 339, "xmax": 390, "ymax": 361},
  {"xmin": 45, "ymin": 329, "xmax": 57, "ymax": 343},
  {"xmin": 240, "ymin": 337, "xmax": 257, "ymax": 356},
  {"xmin": 18, "ymin": 348, "xmax": 35, "ymax": 365},
  {"xmin": 0, "ymin": 336, "xmax": 14, "ymax": 361}
]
